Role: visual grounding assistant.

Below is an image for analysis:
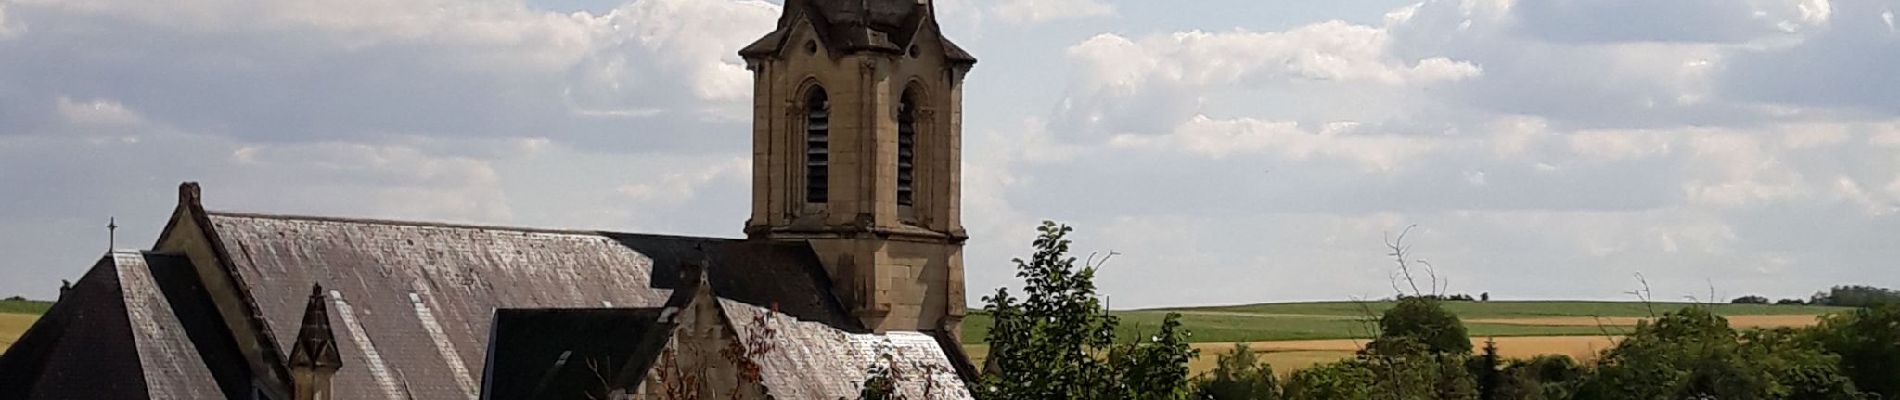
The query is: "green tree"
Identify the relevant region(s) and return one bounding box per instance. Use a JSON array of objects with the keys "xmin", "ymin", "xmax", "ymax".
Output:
[
  {"xmin": 1370, "ymin": 297, "xmax": 1472, "ymax": 355},
  {"xmin": 976, "ymin": 222, "xmax": 1196, "ymax": 400},
  {"xmin": 1810, "ymin": 304, "xmax": 1900, "ymax": 398},
  {"xmin": 1112, "ymin": 313, "xmax": 1199, "ymax": 400},
  {"xmin": 1283, "ymin": 362, "xmax": 1375, "ymax": 400},
  {"xmin": 1576, "ymin": 307, "xmax": 1862, "ymax": 400},
  {"xmin": 1191, "ymin": 344, "xmax": 1279, "ymax": 400}
]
